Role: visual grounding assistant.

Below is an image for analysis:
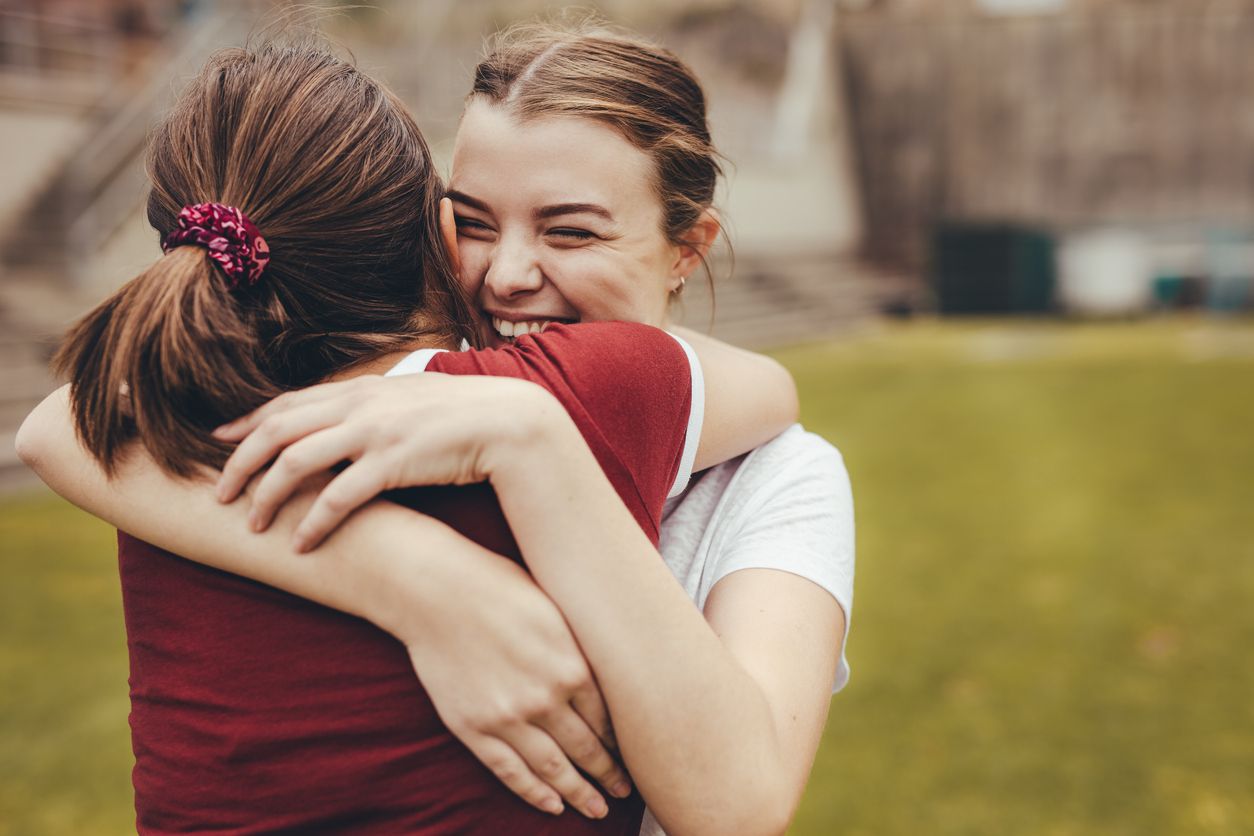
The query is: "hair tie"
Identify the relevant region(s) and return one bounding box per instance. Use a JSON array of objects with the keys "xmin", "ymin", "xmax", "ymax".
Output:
[{"xmin": 161, "ymin": 202, "xmax": 270, "ymax": 289}]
